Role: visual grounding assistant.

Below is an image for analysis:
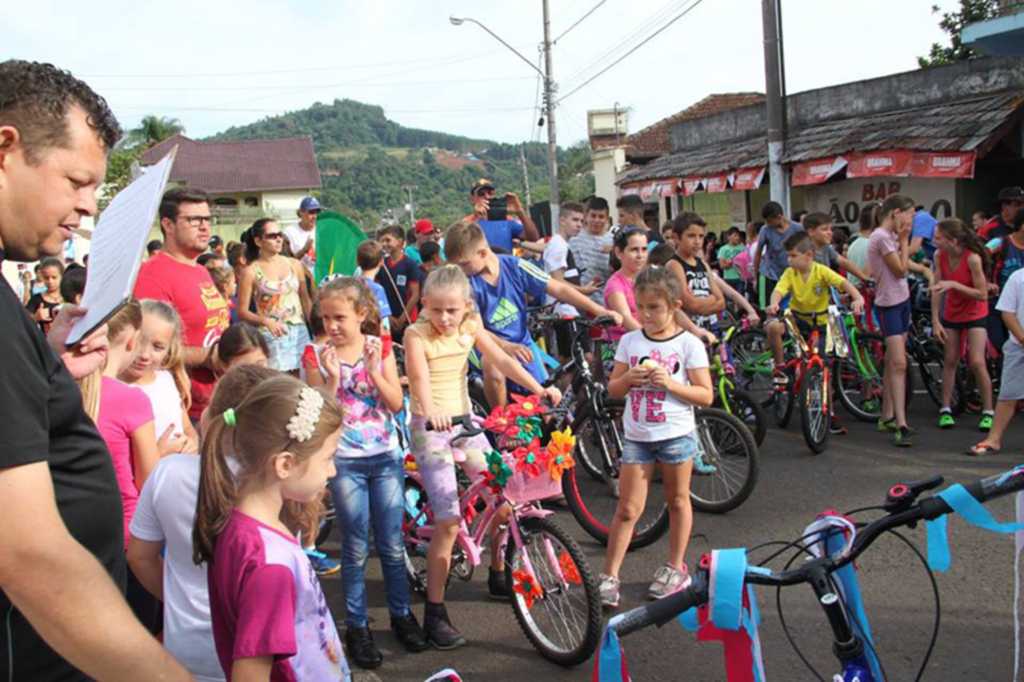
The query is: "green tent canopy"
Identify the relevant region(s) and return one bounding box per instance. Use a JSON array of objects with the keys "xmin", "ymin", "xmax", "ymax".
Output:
[{"xmin": 314, "ymin": 211, "xmax": 367, "ymax": 284}]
